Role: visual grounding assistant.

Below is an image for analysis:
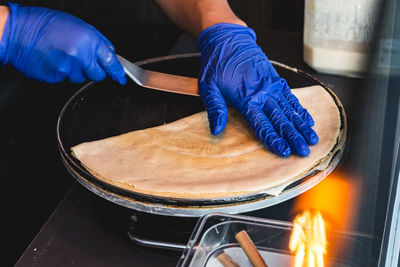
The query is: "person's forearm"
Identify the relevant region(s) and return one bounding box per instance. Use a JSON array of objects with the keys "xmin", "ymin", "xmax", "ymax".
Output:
[
  {"xmin": 155, "ymin": 0, "xmax": 246, "ymax": 37},
  {"xmin": 0, "ymin": 6, "xmax": 9, "ymax": 43}
]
